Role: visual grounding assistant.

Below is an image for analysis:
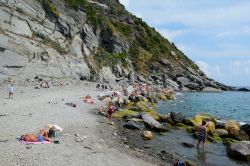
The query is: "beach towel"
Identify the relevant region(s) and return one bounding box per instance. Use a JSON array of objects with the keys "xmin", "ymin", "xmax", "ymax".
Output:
[{"xmin": 21, "ymin": 140, "xmax": 51, "ymax": 145}]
